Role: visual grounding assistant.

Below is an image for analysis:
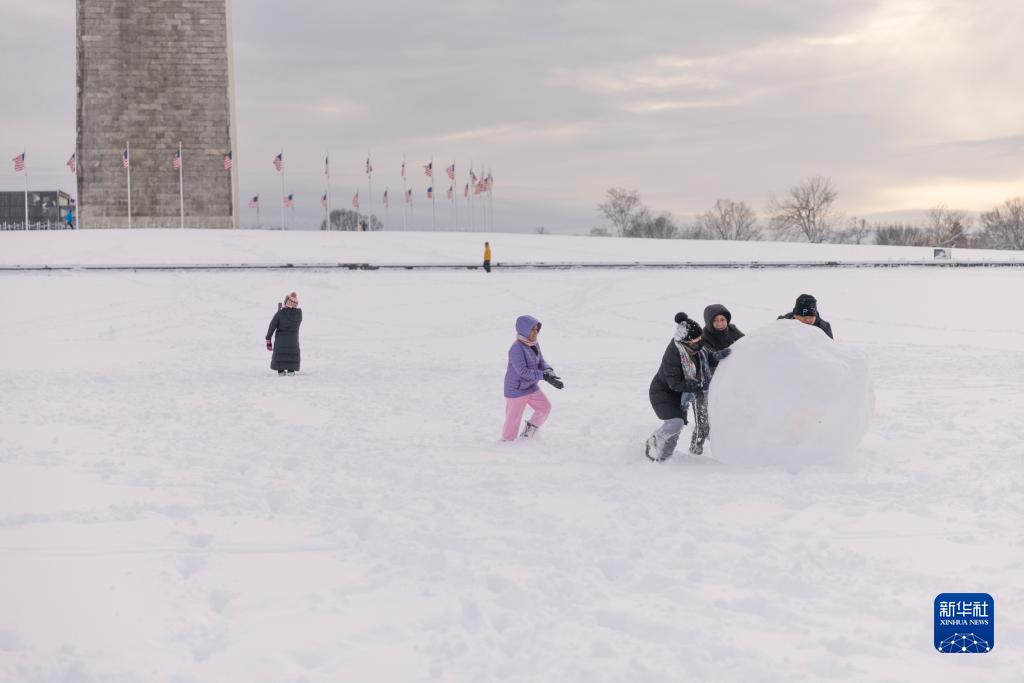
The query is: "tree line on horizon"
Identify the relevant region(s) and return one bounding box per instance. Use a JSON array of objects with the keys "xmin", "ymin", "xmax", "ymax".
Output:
[{"xmin": 593, "ymin": 177, "xmax": 1024, "ymax": 251}]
